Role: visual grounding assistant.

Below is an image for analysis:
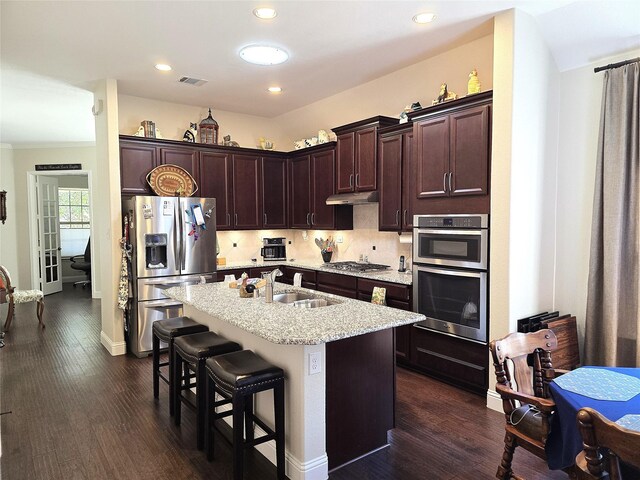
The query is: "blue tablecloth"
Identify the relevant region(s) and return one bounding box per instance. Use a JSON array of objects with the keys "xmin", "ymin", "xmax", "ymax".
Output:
[{"xmin": 546, "ymin": 367, "xmax": 640, "ymax": 470}]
